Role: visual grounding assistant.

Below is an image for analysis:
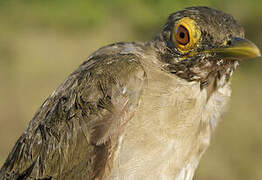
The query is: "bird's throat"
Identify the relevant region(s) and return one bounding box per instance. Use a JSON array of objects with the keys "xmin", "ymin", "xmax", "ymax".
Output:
[{"xmin": 163, "ymin": 59, "xmax": 239, "ymax": 99}]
